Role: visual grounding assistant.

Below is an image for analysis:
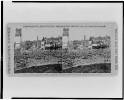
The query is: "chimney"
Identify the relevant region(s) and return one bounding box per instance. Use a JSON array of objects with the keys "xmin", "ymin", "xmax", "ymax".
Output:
[
  {"xmin": 37, "ymin": 36, "xmax": 38, "ymax": 48},
  {"xmin": 84, "ymin": 35, "xmax": 86, "ymax": 47}
]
